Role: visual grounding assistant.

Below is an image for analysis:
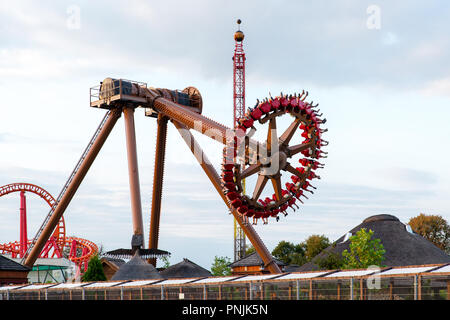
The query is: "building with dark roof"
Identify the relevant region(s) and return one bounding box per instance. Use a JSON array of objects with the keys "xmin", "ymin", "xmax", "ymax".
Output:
[
  {"xmin": 298, "ymin": 214, "xmax": 450, "ymax": 272},
  {"xmin": 160, "ymin": 258, "xmax": 211, "ymax": 279},
  {"xmin": 0, "ymin": 255, "xmax": 30, "ymax": 285},
  {"xmin": 229, "ymin": 252, "xmax": 286, "ymax": 276},
  {"xmin": 101, "ymin": 257, "xmax": 126, "ymax": 281},
  {"xmin": 111, "ymin": 254, "xmax": 163, "ymax": 281}
]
